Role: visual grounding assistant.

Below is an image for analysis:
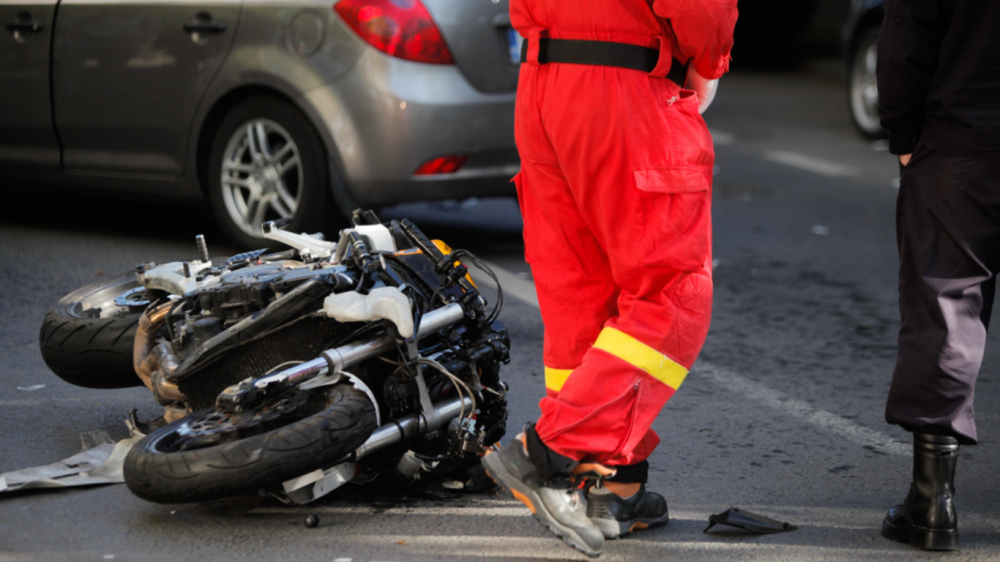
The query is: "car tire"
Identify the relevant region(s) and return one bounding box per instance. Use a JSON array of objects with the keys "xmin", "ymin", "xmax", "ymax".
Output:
[
  {"xmin": 207, "ymin": 96, "xmax": 332, "ymax": 249},
  {"xmin": 848, "ymin": 28, "xmax": 887, "ymax": 139}
]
